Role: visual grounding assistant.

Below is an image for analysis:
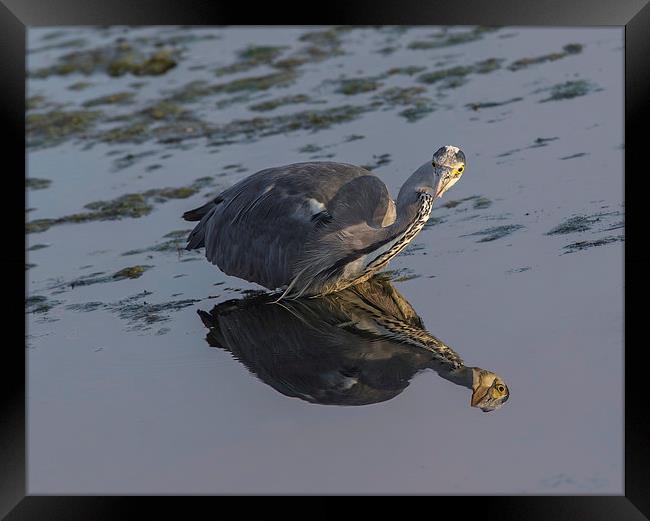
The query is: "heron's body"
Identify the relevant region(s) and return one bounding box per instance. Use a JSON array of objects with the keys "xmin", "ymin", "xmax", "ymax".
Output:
[{"xmin": 184, "ymin": 146, "xmax": 466, "ymax": 298}]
